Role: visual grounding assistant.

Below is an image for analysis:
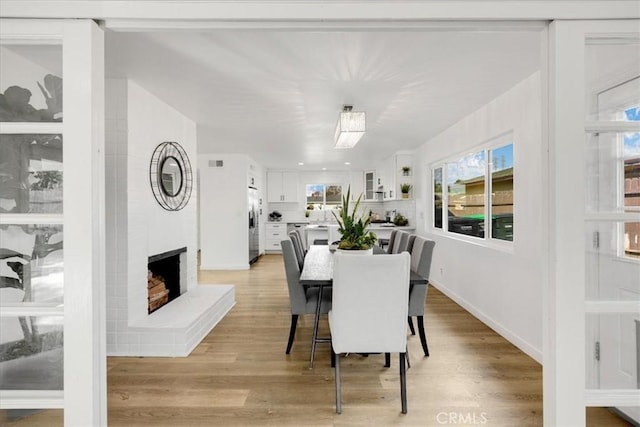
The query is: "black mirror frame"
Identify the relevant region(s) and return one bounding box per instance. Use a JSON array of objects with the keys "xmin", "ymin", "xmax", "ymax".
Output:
[{"xmin": 149, "ymin": 141, "xmax": 193, "ymax": 211}]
